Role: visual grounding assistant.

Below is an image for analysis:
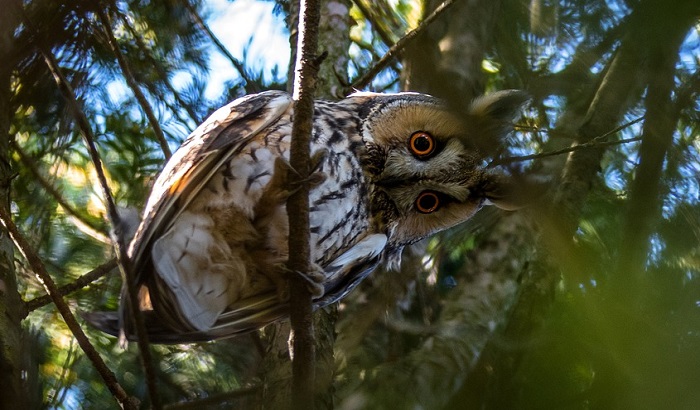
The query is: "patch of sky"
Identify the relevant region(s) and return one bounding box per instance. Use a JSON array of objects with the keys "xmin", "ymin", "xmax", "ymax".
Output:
[
  {"xmin": 647, "ymin": 233, "xmax": 666, "ymax": 268},
  {"xmin": 101, "ymin": 0, "xmax": 289, "ymax": 146},
  {"xmin": 347, "ymin": 11, "xmax": 396, "ymax": 92},
  {"xmin": 678, "ymin": 24, "xmax": 699, "ymax": 71},
  {"xmin": 200, "ymin": 0, "xmax": 289, "ymax": 100}
]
